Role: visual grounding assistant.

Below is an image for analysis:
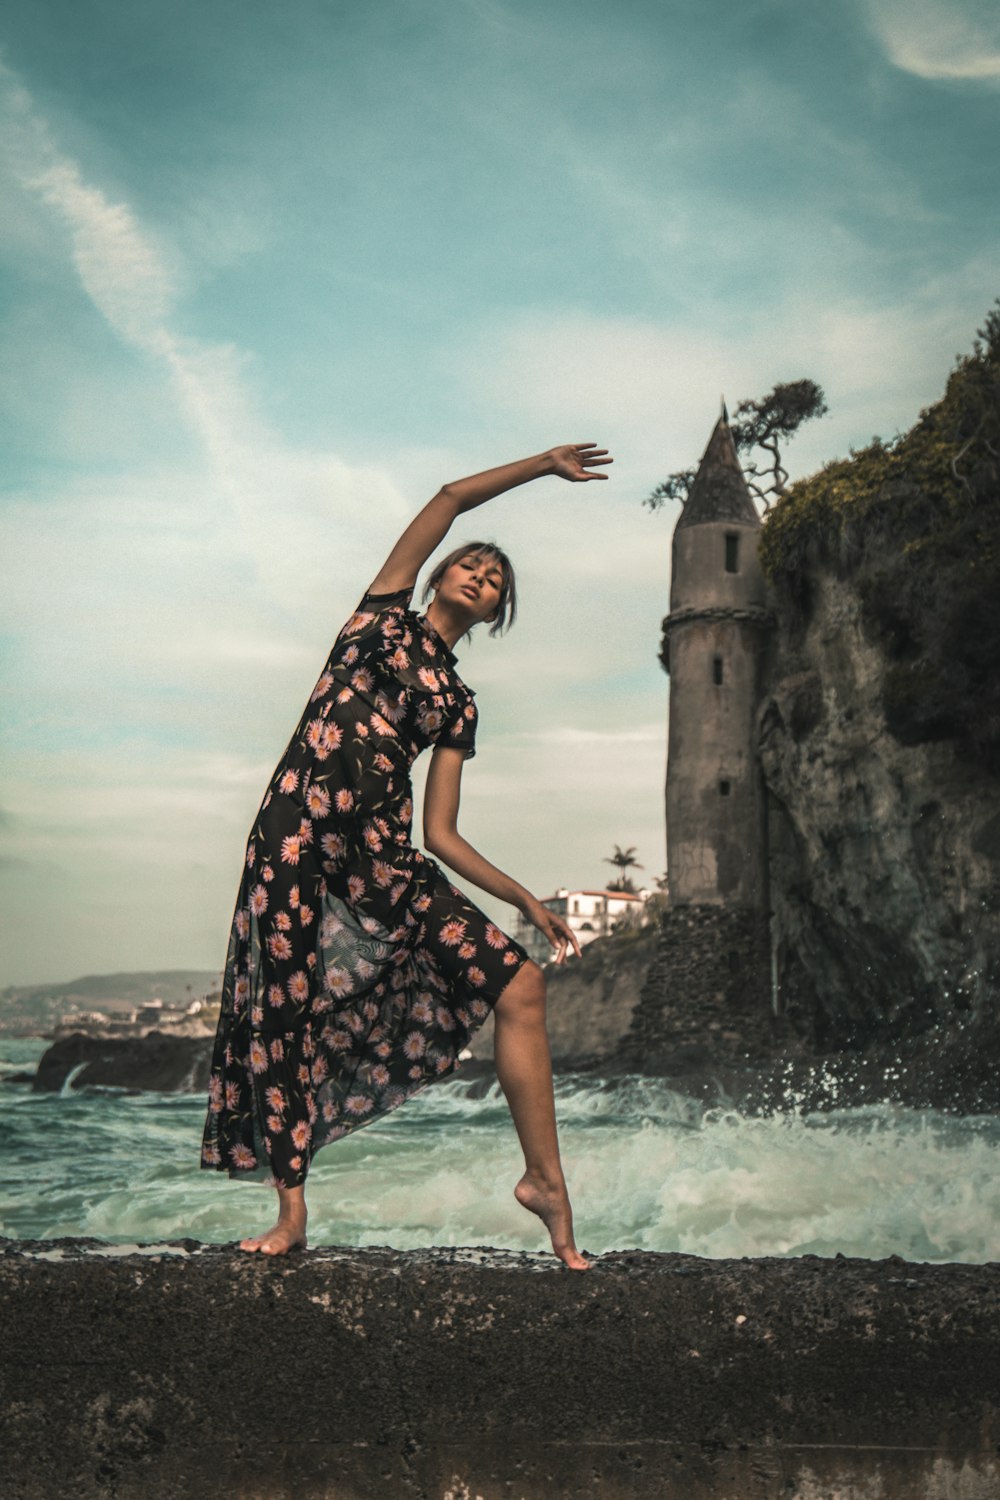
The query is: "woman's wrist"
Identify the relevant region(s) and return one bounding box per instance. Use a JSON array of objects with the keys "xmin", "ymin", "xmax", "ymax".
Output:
[
  {"xmin": 445, "ymin": 453, "xmax": 555, "ymax": 513},
  {"xmin": 514, "ymin": 888, "xmax": 539, "ymax": 918}
]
